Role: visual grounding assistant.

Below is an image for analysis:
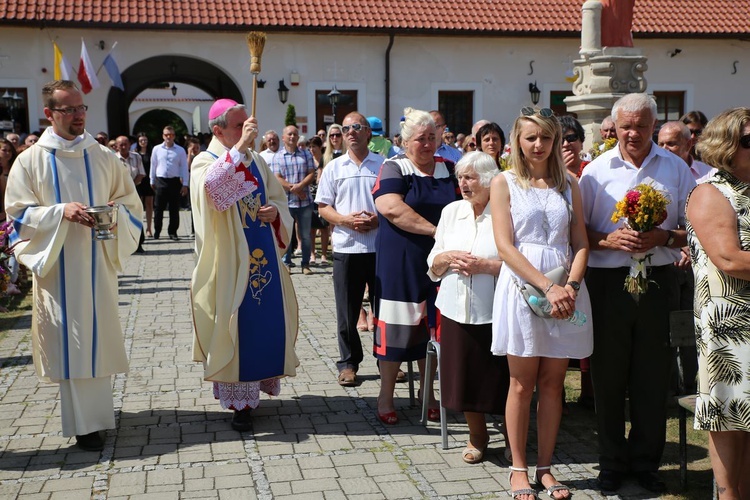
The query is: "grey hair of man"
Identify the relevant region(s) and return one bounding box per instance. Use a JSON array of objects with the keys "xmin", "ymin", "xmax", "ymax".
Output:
[
  {"xmin": 611, "ymin": 93, "xmax": 658, "ymax": 122},
  {"xmin": 660, "ymin": 121, "xmax": 691, "ymax": 142},
  {"xmin": 208, "ymin": 104, "xmax": 246, "ymax": 130},
  {"xmin": 263, "ymin": 130, "xmax": 278, "ymax": 140},
  {"xmin": 400, "ymin": 107, "xmax": 435, "ymax": 144},
  {"xmin": 454, "ymin": 151, "xmax": 499, "ymax": 188},
  {"xmin": 472, "ymin": 119, "xmax": 491, "ymax": 136}
]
